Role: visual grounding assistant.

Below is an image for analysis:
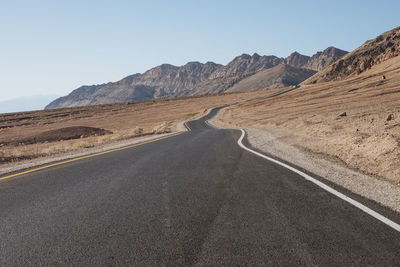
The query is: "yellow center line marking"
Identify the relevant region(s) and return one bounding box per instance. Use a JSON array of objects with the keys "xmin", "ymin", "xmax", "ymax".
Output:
[
  {"xmin": 184, "ymin": 121, "xmax": 191, "ymax": 131},
  {"xmin": 0, "ymin": 131, "xmax": 184, "ymax": 181}
]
